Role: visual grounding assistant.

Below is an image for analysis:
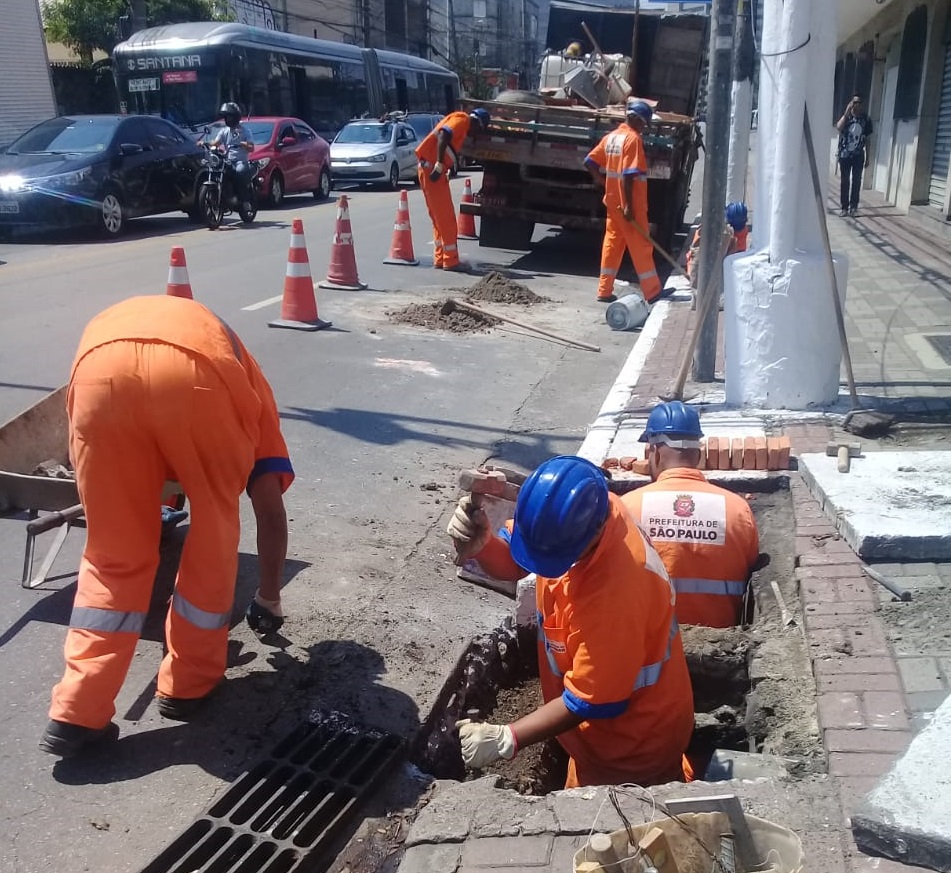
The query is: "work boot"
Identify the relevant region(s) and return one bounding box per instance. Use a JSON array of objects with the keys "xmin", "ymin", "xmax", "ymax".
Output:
[
  {"xmin": 155, "ymin": 692, "xmax": 215, "ymax": 721},
  {"xmin": 839, "ymin": 208, "xmax": 848, "ymax": 217},
  {"xmin": 39, "ymin": 719, "xmax": 119, "ymax": 758},
  {"xmin": 597, "ymin": 294, "xmax": 617, "ymax": 303},
  {"xmin": 444, "ymin": 262, "xmax": 472, "ymax": 273}
]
